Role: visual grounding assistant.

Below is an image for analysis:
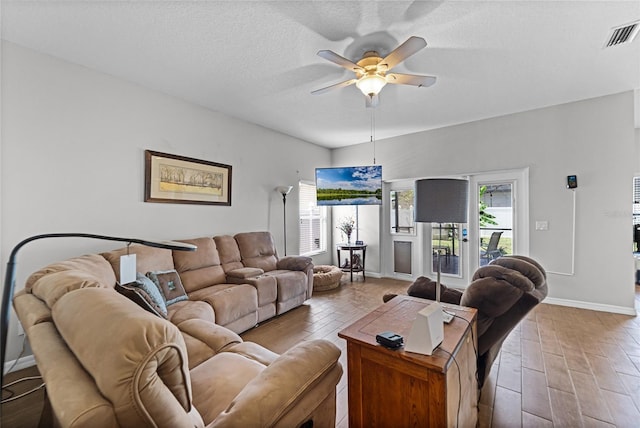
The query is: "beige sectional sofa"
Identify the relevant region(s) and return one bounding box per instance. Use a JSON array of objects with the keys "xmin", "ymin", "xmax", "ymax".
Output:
[{"xmin": 12, "ymin": 231, "xmax": 342, "ymax": 427}]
